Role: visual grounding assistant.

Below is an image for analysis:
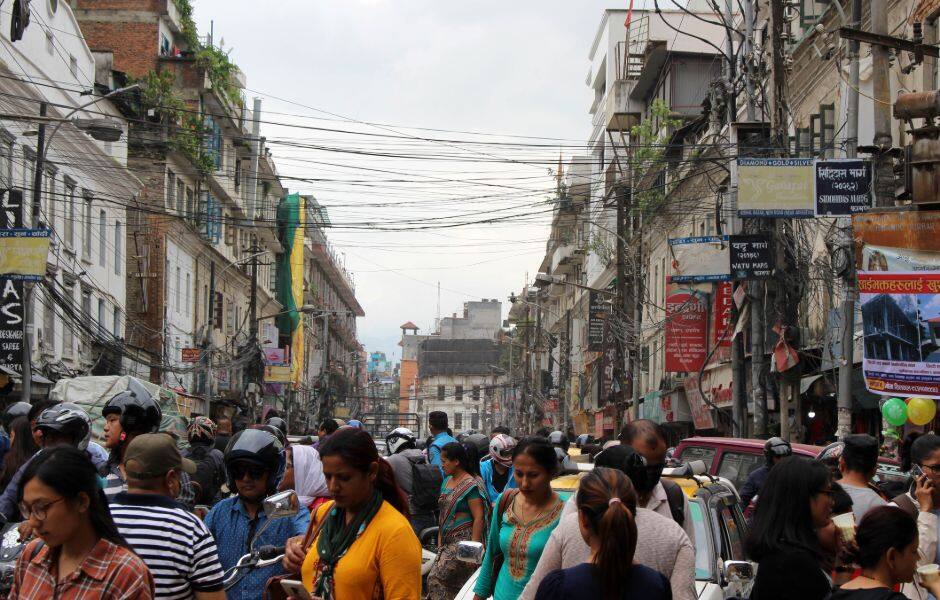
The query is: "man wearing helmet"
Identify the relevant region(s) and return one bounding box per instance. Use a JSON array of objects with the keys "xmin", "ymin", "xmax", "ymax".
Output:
[
  {"xmin": 548, "ymin": 430, "xmax": 579, "ymax": 474},
  {"xmin": 739, "ymin": 436, "xmax": 793, "ymax": 510},
  {"xmin": 100, "ymin": 382, "xmax": 165, "ymax": 501},
  {"xmin": 205, "ymin": 428, "xmax": 309, "ymax": 599},
  {"xmin": 0, "ymin": 402, "xmax": 92, "ymax": 522},
  {"xmin": 480, "ymin": 433, "xmax": 518, "ymax": 503},
  {"xmin": 184, "ymin": 416, "xmax": 226, "ymax": 506},
  {"xmin": 386, "ymin": 427, "xmax": 438, "ymax": 535}
]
